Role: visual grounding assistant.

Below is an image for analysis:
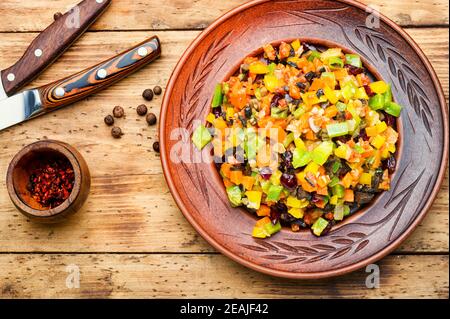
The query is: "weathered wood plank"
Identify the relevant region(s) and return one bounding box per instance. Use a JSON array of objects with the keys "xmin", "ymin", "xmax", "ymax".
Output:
[
  {"xmin": 0, "ymin": 0, "xmax": 448, "ymax": 33},
  {"xmin": 0, "ymin": 254, "xmax": 447, "ymax": 298},
  {"xmin": 0, "ymin": 30, "xmax": 447, "ymax": 253}
]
